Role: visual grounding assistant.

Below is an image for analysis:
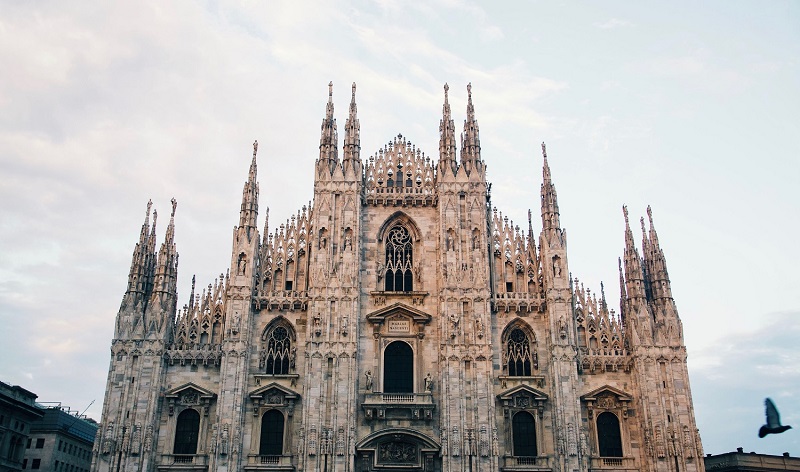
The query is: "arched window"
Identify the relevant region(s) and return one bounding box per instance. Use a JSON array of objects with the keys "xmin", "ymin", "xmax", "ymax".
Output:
[
  {"xmin": 383, "ymin": 341, "xmax": 413, "ymax": 393},
  {"xmin": 597, "ymin": 412, "xmax": 623, "ymax": 457},
  {"xmin": 512, "ymin": 411, "xmax": 537, "ymax": 457},
  {"xmin": 259, "ymin": 410, "xmax": 285, "ymax": 456},
  {"xmin": 507, "ymin": 328, "xmax": 533, "ymax": 376},
  {"xmin": 173, "ymin": 409, "xmax": 200, "ymax": 455},
  {"xmin": 384, "ymin": 225, "xmax": 413, "ymax": 292},
  {"xmin": 263, "ymin": 324, "xmax": 293, "ymax": 375}
]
